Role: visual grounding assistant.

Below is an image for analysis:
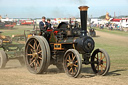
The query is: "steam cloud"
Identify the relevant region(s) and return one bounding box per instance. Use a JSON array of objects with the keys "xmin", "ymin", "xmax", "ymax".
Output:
[
  {"xmin": 51, "ymin": 0, "xmax": 87, "ymax": 18},
  {"xmin": 70, "ymin": 0, "xmax": 87, "ymax": 5}
]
